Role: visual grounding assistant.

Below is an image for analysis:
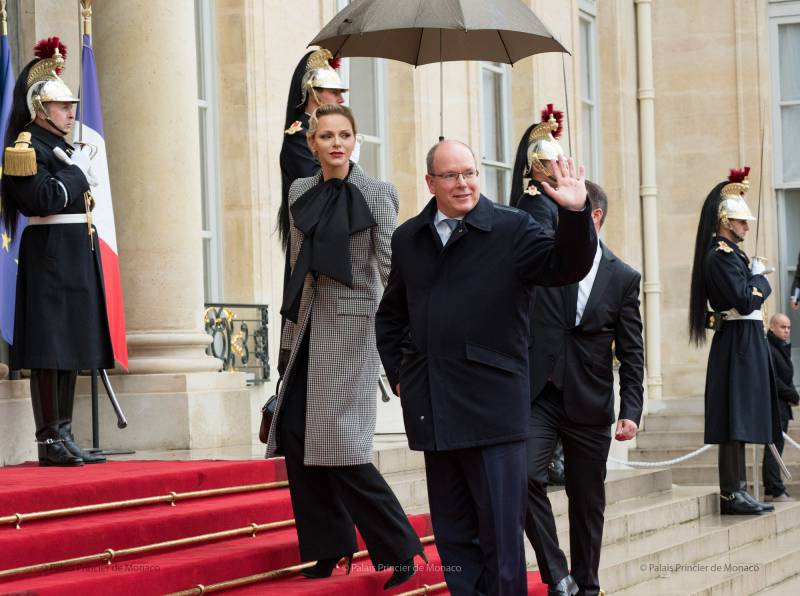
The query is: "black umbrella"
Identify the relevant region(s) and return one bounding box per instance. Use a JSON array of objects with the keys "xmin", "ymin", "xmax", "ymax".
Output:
[{"xmin": 310, "ymin": 0, "xmax": 569, "ymax": 137}]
